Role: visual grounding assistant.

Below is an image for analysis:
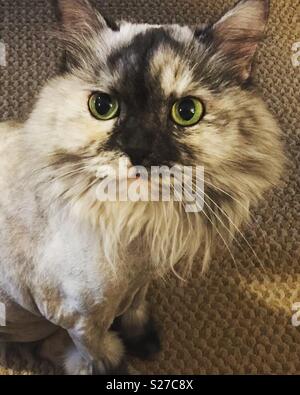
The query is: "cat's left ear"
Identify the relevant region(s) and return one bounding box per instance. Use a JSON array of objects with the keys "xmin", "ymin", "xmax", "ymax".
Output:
[{"xmin": 210, "ymin": 0, "xmax": 270, "ymax": 81}]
